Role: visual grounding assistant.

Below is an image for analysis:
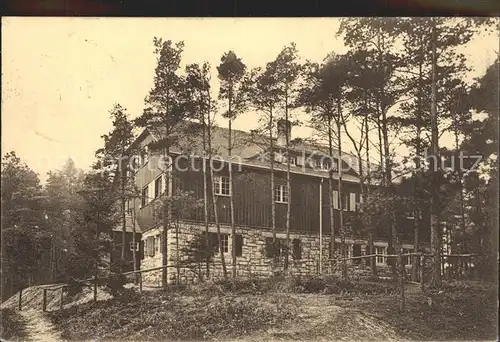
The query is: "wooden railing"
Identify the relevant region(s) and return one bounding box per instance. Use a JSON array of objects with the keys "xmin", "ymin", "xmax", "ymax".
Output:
[{"xmin": 16, "ymin": 252, "xmax": 476, "ymax": 312}]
